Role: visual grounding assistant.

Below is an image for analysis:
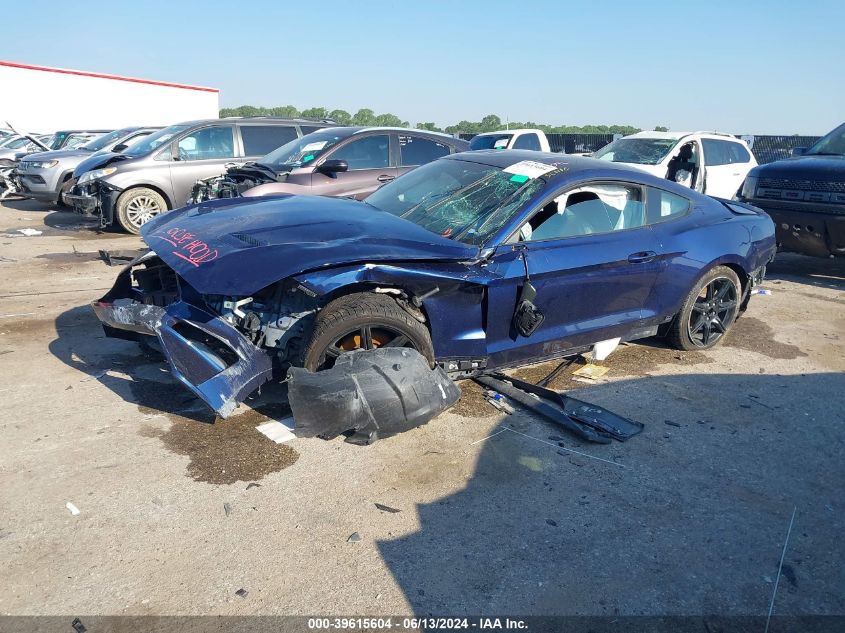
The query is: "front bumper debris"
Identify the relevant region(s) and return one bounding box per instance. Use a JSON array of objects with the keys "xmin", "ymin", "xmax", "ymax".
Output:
[
  {"xmin": 93, "ymin": 257, "xmax": 273, "ymax": 418},
  {"xmin": 287, "ymin": 348, "xmax": 461, "ymax": 445},
  {"xmin": 68, "ymin": 181, "xmax": 120, "ymax": 227}
]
